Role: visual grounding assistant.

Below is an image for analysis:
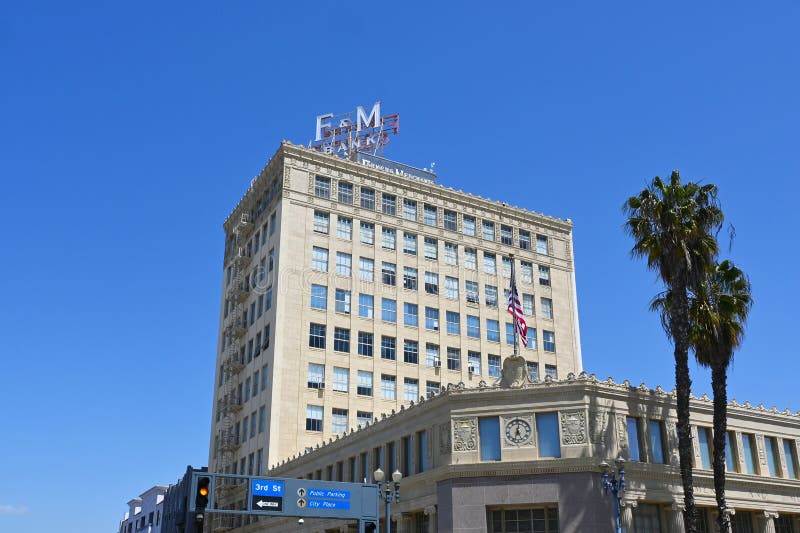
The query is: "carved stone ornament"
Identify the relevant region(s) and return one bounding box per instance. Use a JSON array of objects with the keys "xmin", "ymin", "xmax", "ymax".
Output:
[
  {"xmin": 560, "ymin": 410, "xmax": 587, "ymax": 445},
  {"xmin": 589, "ymin": 409, "xmax": 609, "ymax": 444},
  {"xmin": 497, "ymin": 355, "xmax": 532, "ymax": 388},
  {"xmin": 616, "ymin": 414, "xmax": 629, "ymax": 452},
  {"xmin": 453, "ymin": 417, "xmax": 478, "ymax": 452}
]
